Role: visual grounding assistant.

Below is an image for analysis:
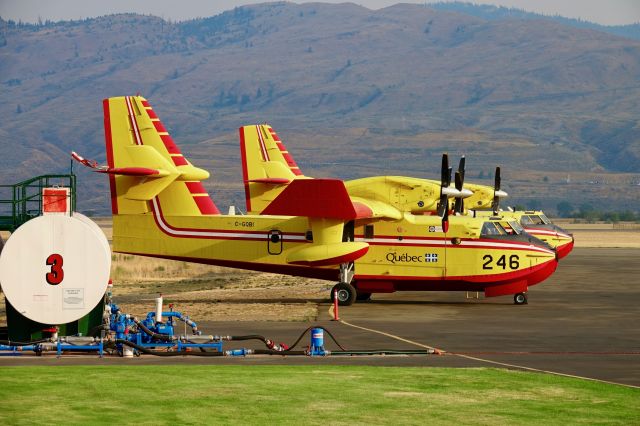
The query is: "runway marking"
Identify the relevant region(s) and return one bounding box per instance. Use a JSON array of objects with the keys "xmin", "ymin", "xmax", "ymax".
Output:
[
  {"xmin": 338, "ymin": 318, "xmax": 640, "ymax": 389},
  {"xmin": 338, "ymin": 319, "xmax": 442, "ymax": 353}
]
